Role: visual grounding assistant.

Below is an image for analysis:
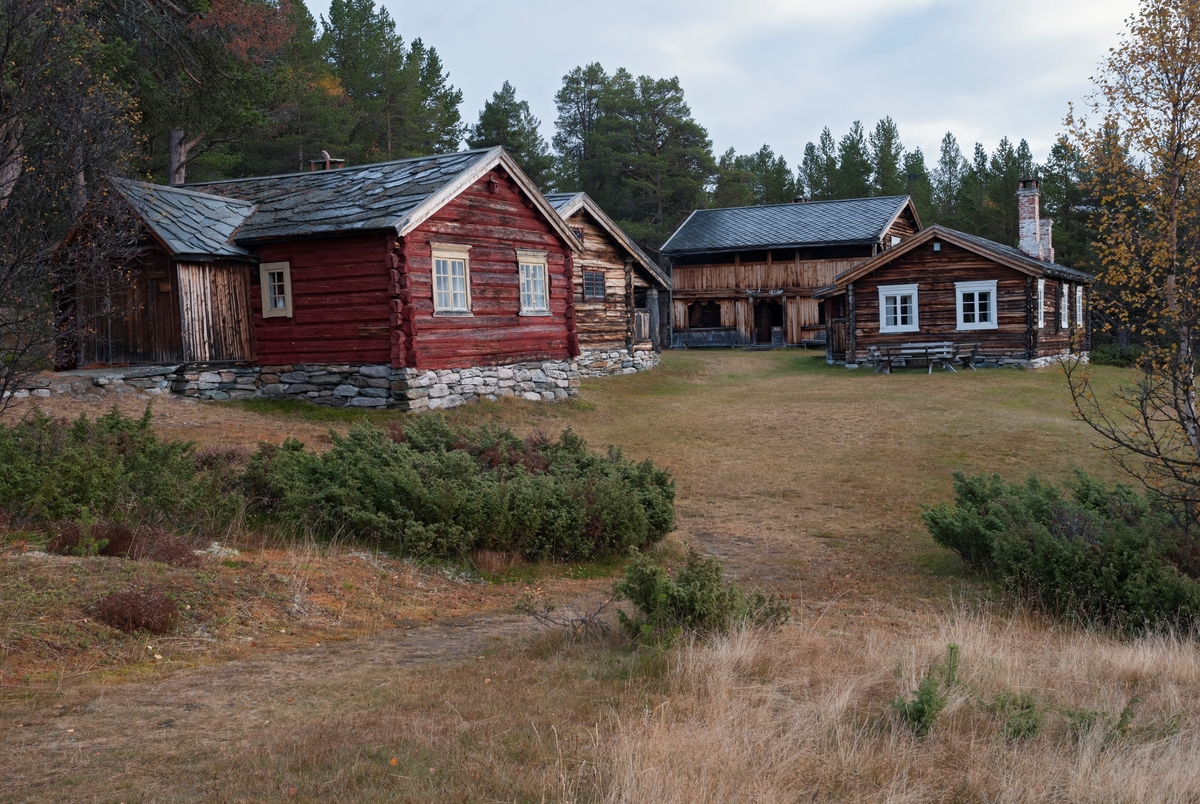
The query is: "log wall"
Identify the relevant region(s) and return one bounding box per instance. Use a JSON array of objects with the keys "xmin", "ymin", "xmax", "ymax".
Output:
[
  {"xmin": 177, "ymin": 261, "xmax": 255, "ymax": 362},
  {"xmin": 848, "ymin": 241, "xmax": 1087, "ymax": 360},
  {"xmin": 251, "ymin": 234, "xmax": 392, "ymax": 366},
  {"xmin": 79, "ymin": 247, "xmax": 184, "ymax": 366},
  {"xmin": 565, "ymin": 211, "xmax": 630, "ymax": 350},
  {"xmin": 399, "ymin": 167, "xmax": 576, "ymax": 369}
]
